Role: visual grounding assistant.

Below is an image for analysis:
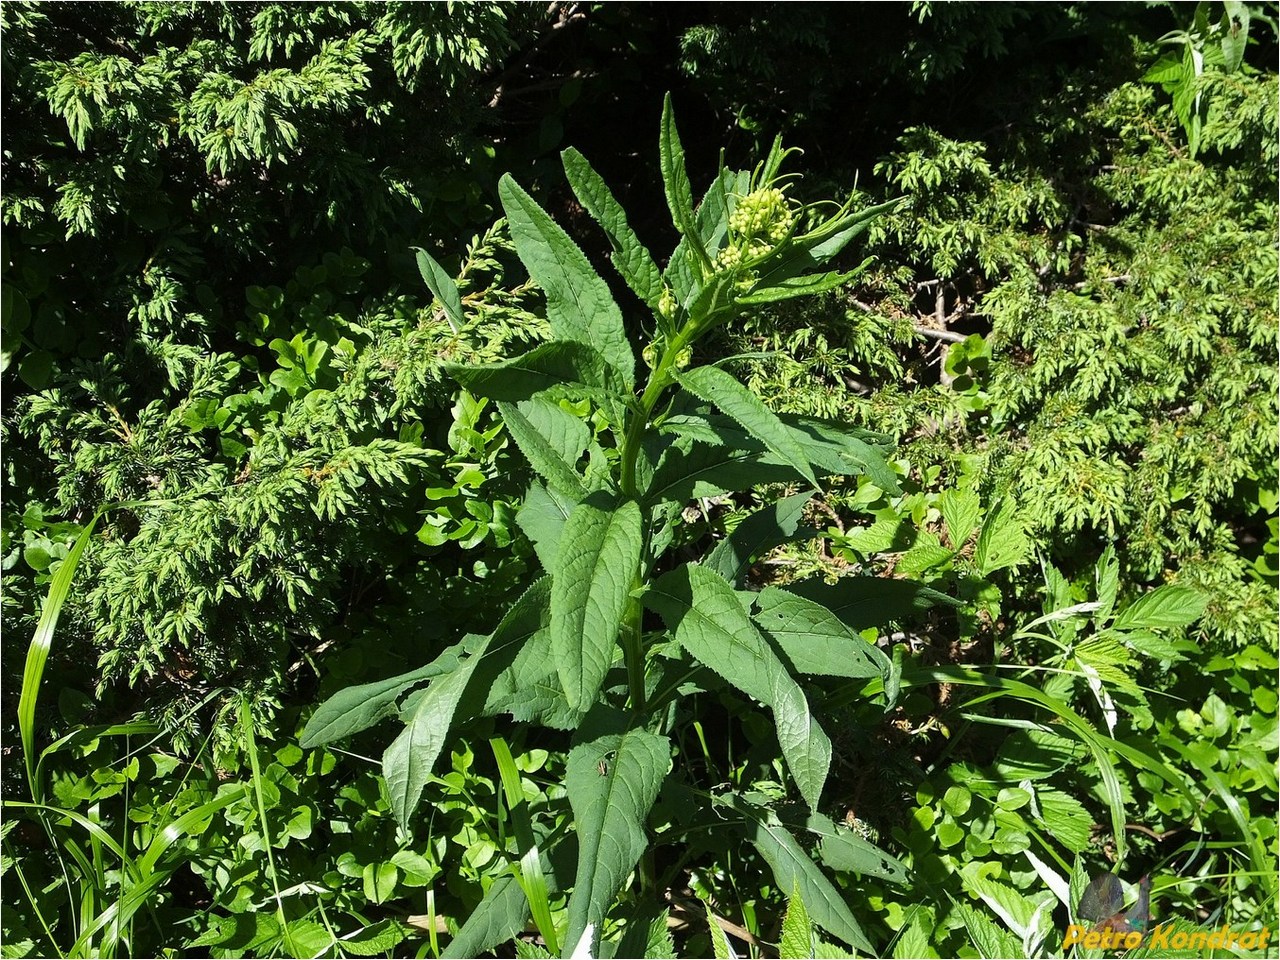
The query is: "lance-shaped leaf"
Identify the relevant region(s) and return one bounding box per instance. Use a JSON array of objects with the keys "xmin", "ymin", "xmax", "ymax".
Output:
[
  {"xmin": 562, "ymin": 147, "xmax": 663, "ymax": 310},
  {"xmin": 799, "ymin": 812, "xmax": 910, "ymax": 884},
  {"xmin": 301, "ymin": 642, "xmax": 474, "ymax": 748},
  {"xmin": 706, "ymin": 492, "xmax": 815, "ymax": 586},
  {"xmin": 675, "ymin": 366, "xmax": 818, "ymax": 488},
  {"xmin": 713, "ymin": 795, "xmax": 874, "ymax": 953},
  {"xmin": 563, "ymin": 729, "xmax": 671, "ymax": 953},
  {"xmin": 666, "ymin": 167, "xmax": 742, "ymax": 304},
  {"xmin": 445, "ymin": 341, "xmax": 618, "ymax": 403},
  {"xmin": 413, "ymin": 247, "xmax": 465, "ymax": 332},
  {"xmin": 498, "ymin": 174, "xmax": 634, "ymax": 387},
  {"xmin": 786, "ymin": 575, "xmax": 959, "ymax": 631},
  {"xmin": 644, "ymin": 435, "xmax": 800, "ymax": 505},
  {"xmin": 776, "ymin": 414, "xmax": 900, "ymax": 494},
  {"xmin": 442, "ymin": 829, "xmax": 577, "ymax": 960},
  {"xmin": 498, "ymin": 399, "xmax": 588, "ymax": 499},
  {"xmin": 517, "ymin": 481, "xmax": 579, "ymax": 570},
  {"xmin": 383, "ymin": 579, "xmax": 550, "ymax": 829},
  {"xmin": 644, "ymin": 565, "xmax": 830, "ymax": 809},
  {"xmin": 659, "ymin": 93, "xmax": 711, "ymax": 275},
  {"xmin": 1111, "ymin": 585, "xmax": 1207, "ymax": 631},
  {"xmin": 551, "ymin": 495, "xmax": 644, "ymax": 709},
  {"xmin": 752, "ymin": 586, "xmax": 890, "ymax": 679},
  {"xmin": 737, "ymin": 267, "xmax": 864, "ymax": 306}
]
